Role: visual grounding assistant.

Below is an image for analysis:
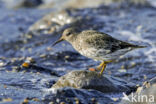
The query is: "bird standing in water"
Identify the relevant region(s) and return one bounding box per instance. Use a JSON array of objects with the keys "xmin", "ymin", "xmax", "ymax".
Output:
[{"xmin": 53, "ymin": 28, "xmax": 146, "ymax": 75}]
